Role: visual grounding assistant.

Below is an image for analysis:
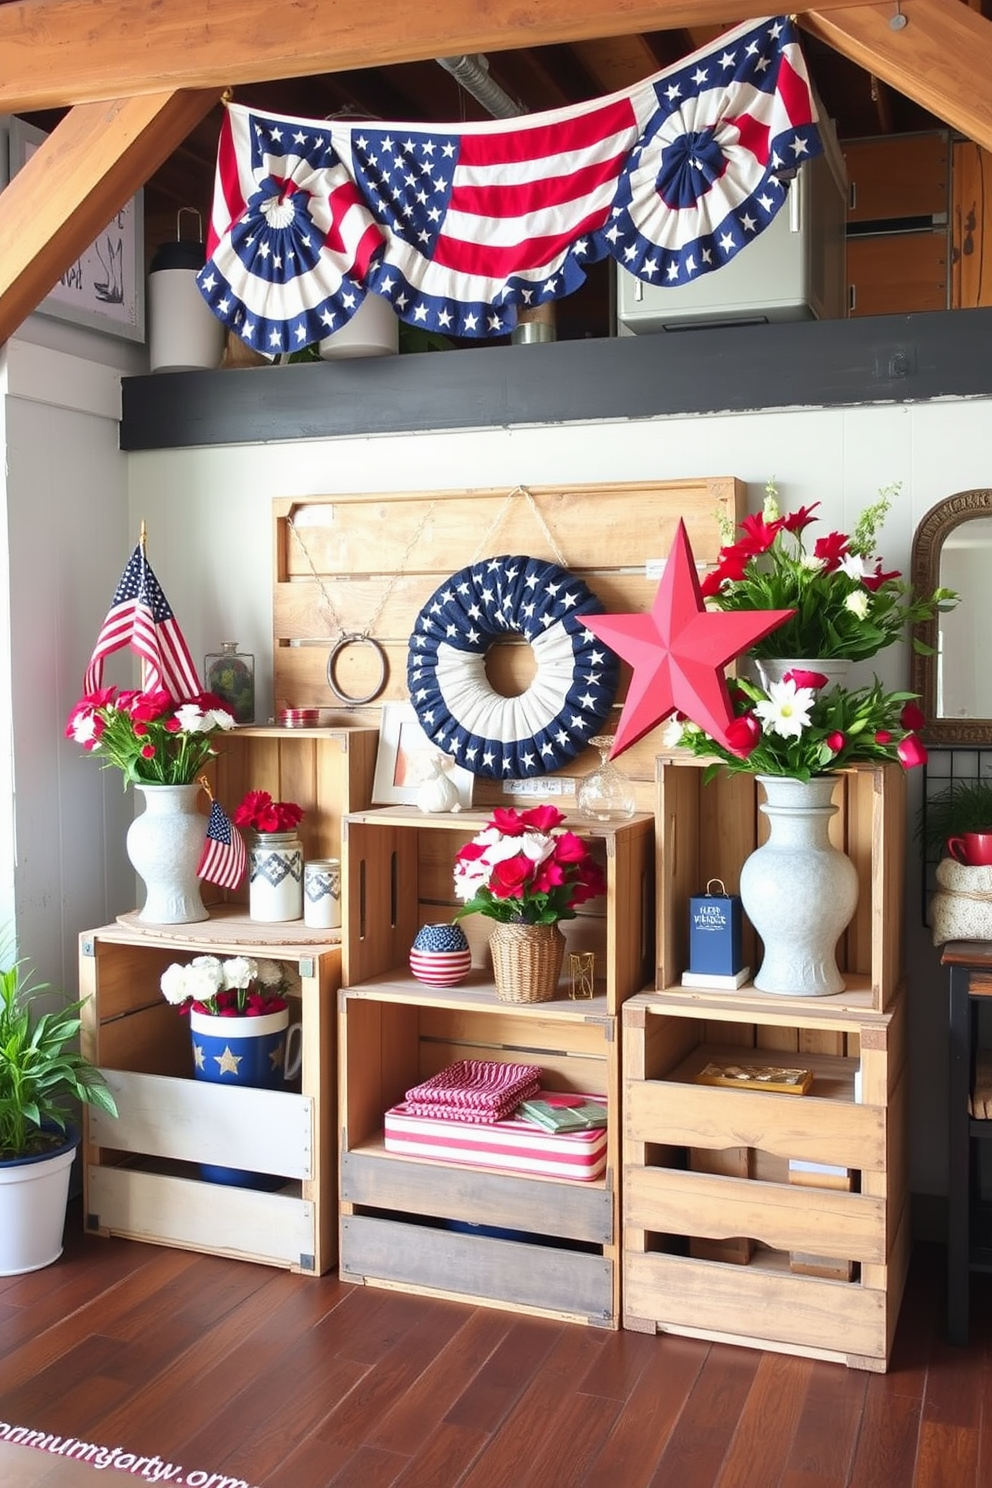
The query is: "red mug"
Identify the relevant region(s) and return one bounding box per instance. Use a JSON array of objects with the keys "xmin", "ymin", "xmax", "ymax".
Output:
[{"xmin": 947, "ymin": 832, "xmax": 992, "ymax": 866}]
